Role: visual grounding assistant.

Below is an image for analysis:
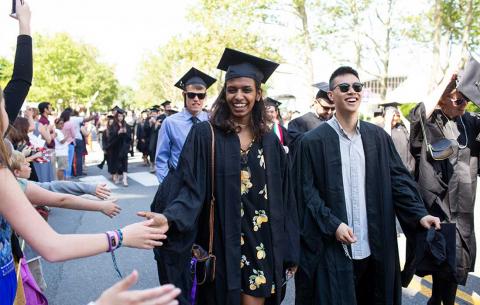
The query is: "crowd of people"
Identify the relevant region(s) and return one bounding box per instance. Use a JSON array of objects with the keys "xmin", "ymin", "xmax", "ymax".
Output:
[{"xmin": 1, "ymin": 2, "xmax": 479, "ymax": 305}]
